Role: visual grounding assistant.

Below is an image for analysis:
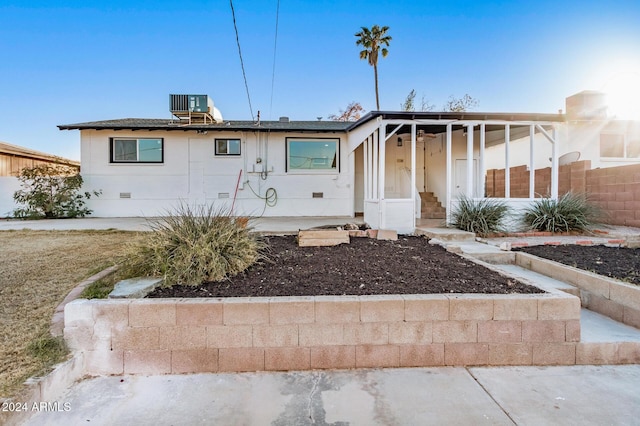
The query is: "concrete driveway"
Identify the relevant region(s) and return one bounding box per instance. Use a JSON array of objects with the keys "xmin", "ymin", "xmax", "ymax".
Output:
[{"xmin": 24, "ymin": 365, "xmax": 640, "ymax": 425}]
